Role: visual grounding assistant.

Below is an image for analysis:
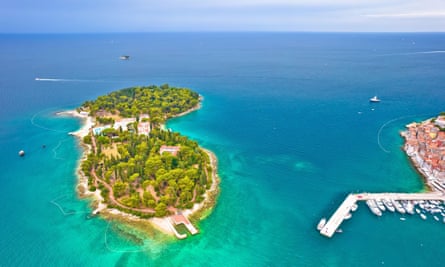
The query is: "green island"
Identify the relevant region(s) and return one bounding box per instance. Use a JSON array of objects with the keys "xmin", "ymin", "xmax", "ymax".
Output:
[{"xmin": 71, "ymin": 84, "xmax": 219, "ymax": 239}]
